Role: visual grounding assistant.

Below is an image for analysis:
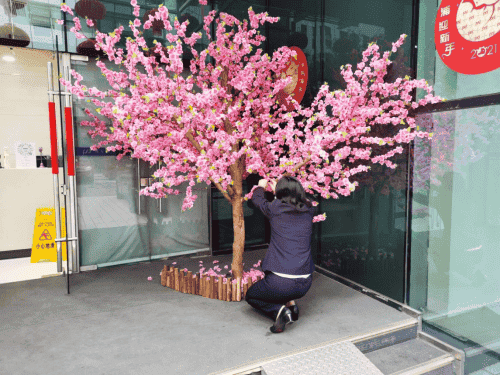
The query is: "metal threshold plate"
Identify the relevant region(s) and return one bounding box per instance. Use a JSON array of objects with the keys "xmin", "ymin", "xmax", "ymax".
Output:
[{"xmin": 261, "ymin": 340, "xmax": 383, "ymax": 375}]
